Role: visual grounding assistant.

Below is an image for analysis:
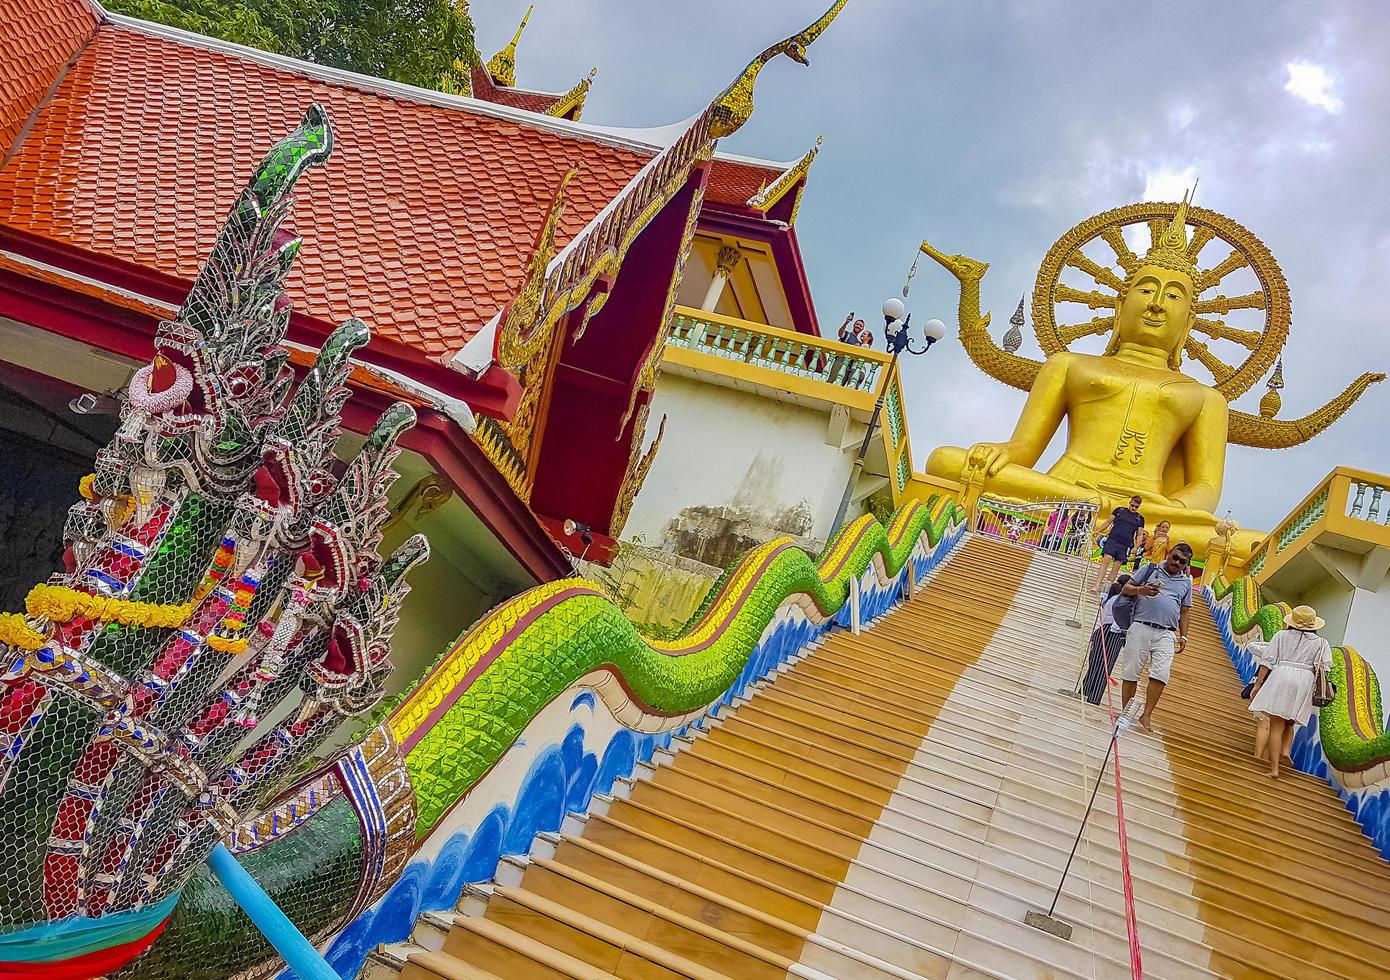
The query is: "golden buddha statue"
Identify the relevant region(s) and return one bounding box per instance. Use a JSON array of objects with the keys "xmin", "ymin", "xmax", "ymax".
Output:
[{"xmin": 922, "ymin": 196, "xmax": 1384, "ymax": 557}]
